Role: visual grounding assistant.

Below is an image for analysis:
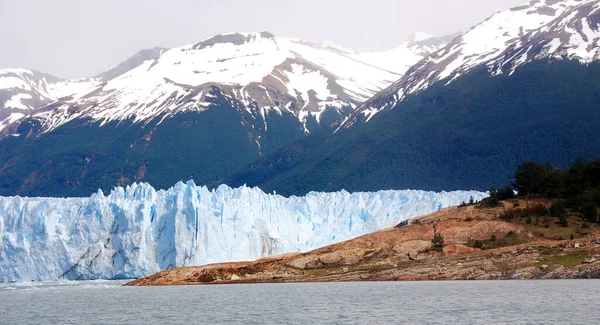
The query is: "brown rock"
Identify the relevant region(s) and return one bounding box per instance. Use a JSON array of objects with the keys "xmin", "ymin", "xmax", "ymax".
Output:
[
  {"xmin": 408, "ymin": 250, "xmax": 419, "ymax": 260},
  {"xmin": 318, "ymin": 252, "xmax": 343, "ymax": 265},
  {"xmin": 392, "ymin": 240, "xmax": 432, "ymax": 256},
  {"xmin": 443, "ymin": 244, "xmax": 478, "ymax": 255},
  {"xmin": 440, "ymin": 227, "xmax": 471, "ymax": 244},
  {"xmin": 469, "ymin": 221, "xmax": 520, "ymax": 241}
]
